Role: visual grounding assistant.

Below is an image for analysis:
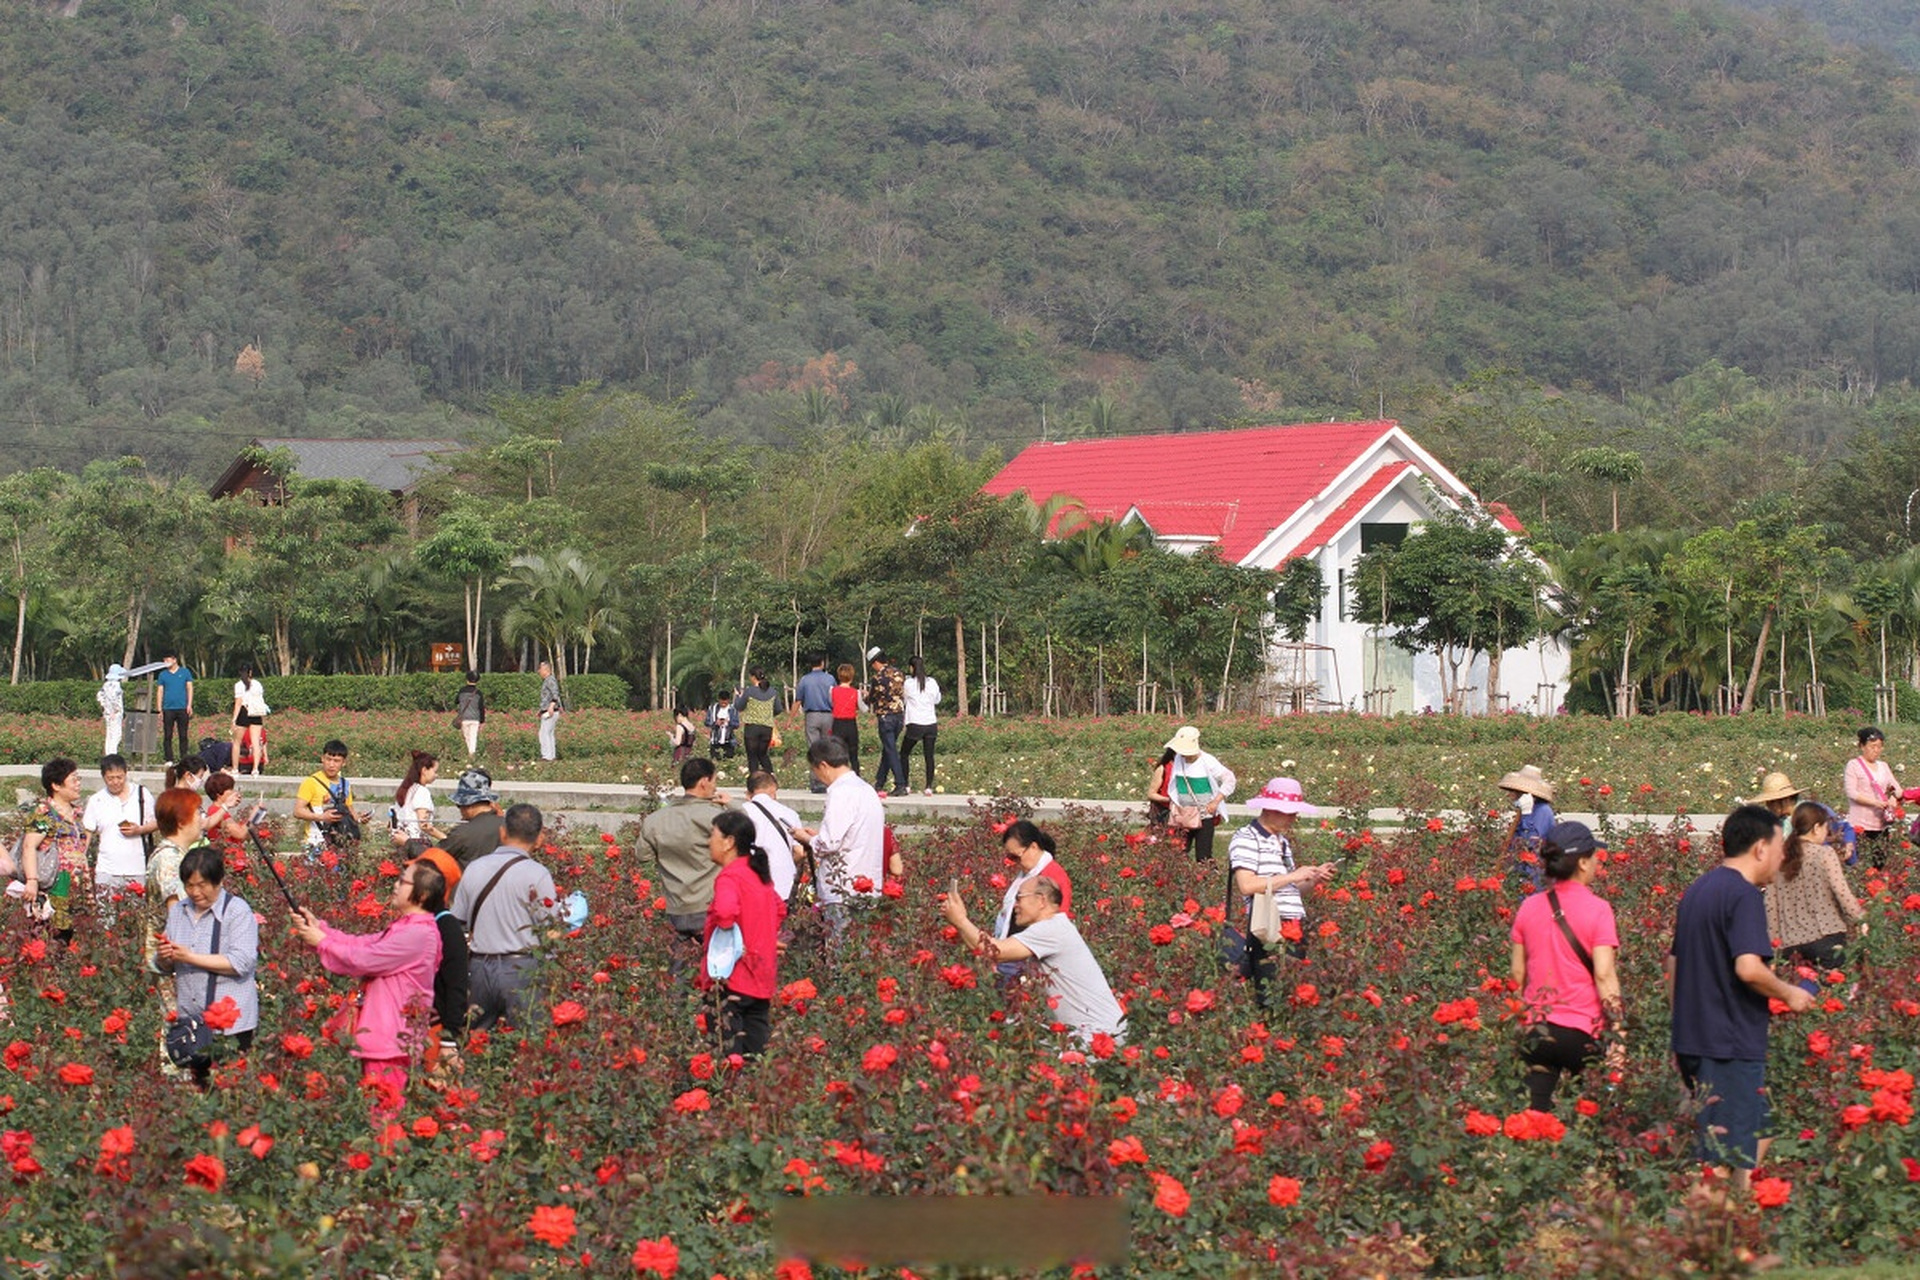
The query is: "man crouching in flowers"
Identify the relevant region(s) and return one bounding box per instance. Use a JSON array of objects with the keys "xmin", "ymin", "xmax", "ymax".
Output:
[
  {"xmin": 291, "ymin": 861, "xmax": 445, "ymax": 1118},
  {"xmin": 941, "ymin": 876, "xmax": 1127, "ymax": 1048}
]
